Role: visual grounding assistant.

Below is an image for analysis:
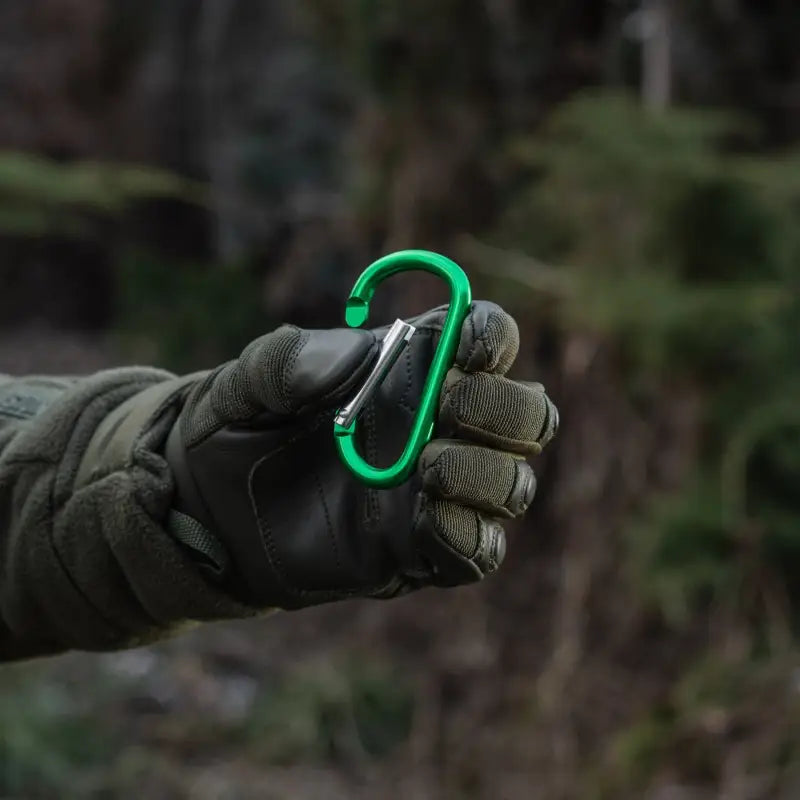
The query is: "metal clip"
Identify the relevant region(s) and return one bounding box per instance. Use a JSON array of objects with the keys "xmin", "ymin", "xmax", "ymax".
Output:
[
  {"xmin": 333, "ymin": 318, "xmax": 415, "ymax": 430},
  {"xmin": 333, "ymin": 249, "xmax": 472, "ymax": 488}
]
